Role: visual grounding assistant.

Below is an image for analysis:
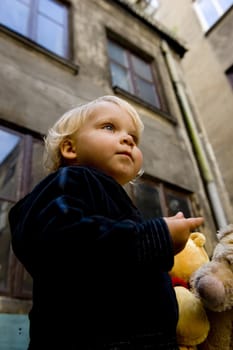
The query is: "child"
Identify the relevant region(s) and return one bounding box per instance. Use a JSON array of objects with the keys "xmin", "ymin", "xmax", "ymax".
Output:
[{"xmin": 9, "ymin": 95, "xmax": 204, "ymax": 349}]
